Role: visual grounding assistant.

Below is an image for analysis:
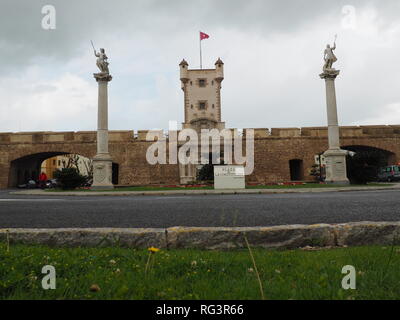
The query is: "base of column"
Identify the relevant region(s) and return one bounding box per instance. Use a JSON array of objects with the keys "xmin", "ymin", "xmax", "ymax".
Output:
[
  {"xmin": 91, "ymin": 154, "xmax": 114, "ymax": 190},
  {"xmin": 179, "ymin": 163, "xmax": 197, "ymax": 184},
  {"xmin": 323, "ymin": 148, "xmax": 350, "ymax": 185}
]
